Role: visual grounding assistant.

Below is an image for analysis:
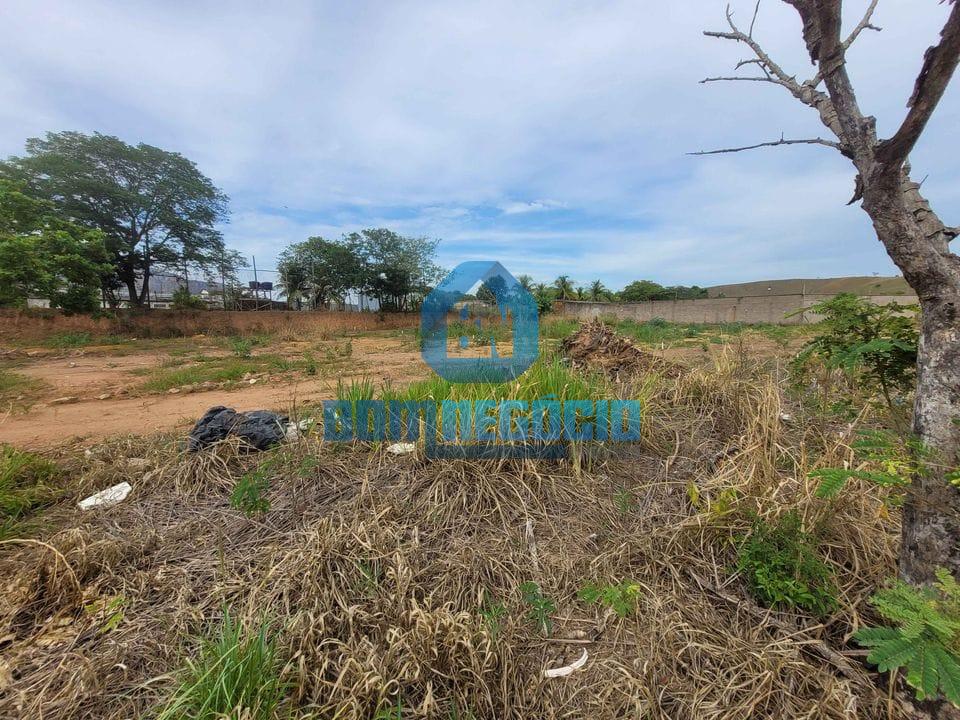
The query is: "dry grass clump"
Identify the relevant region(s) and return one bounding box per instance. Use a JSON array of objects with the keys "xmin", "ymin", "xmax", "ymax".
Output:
[{"xmin": 0, "ymin": 347, "xmax": 904, "ymax": 719}]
